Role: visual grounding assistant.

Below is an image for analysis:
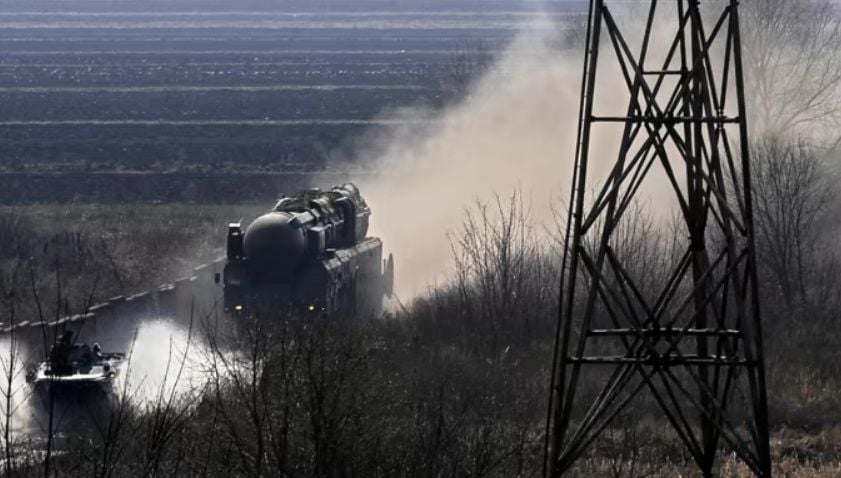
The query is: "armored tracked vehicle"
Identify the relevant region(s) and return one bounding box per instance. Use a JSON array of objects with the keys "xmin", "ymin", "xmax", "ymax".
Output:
[
  {"xmin": 219, "ymin": 183, "xmax": 393, "ymax": 318},
  {"xmin": 27, "ymin": 332, "xmax": 126, "ymax": 402}
]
